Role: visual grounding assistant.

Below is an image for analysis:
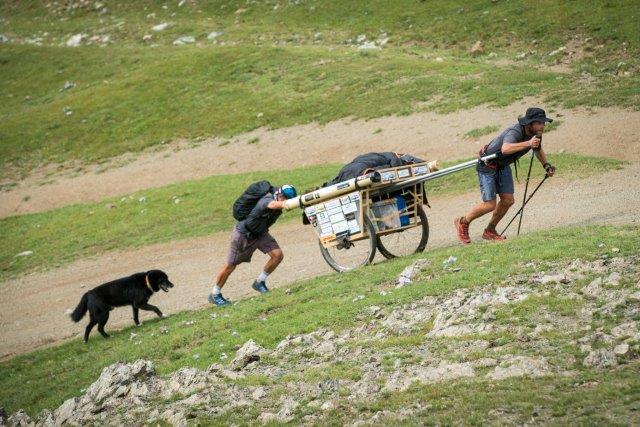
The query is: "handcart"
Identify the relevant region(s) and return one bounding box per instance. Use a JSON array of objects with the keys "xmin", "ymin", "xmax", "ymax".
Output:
[{"xmin": 283, "ymin": 154, "xmax": 498, "ymax": 272}]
